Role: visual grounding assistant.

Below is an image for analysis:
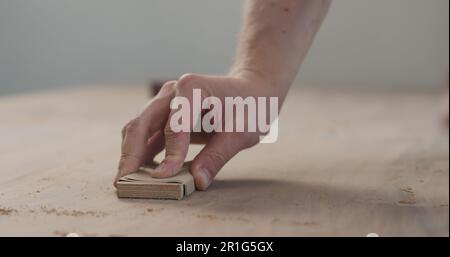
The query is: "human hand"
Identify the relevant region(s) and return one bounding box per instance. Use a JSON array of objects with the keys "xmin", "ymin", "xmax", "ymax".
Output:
[{"xmin": 114, "ymin": 72, "xmax": 279, "ymax": 190}]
